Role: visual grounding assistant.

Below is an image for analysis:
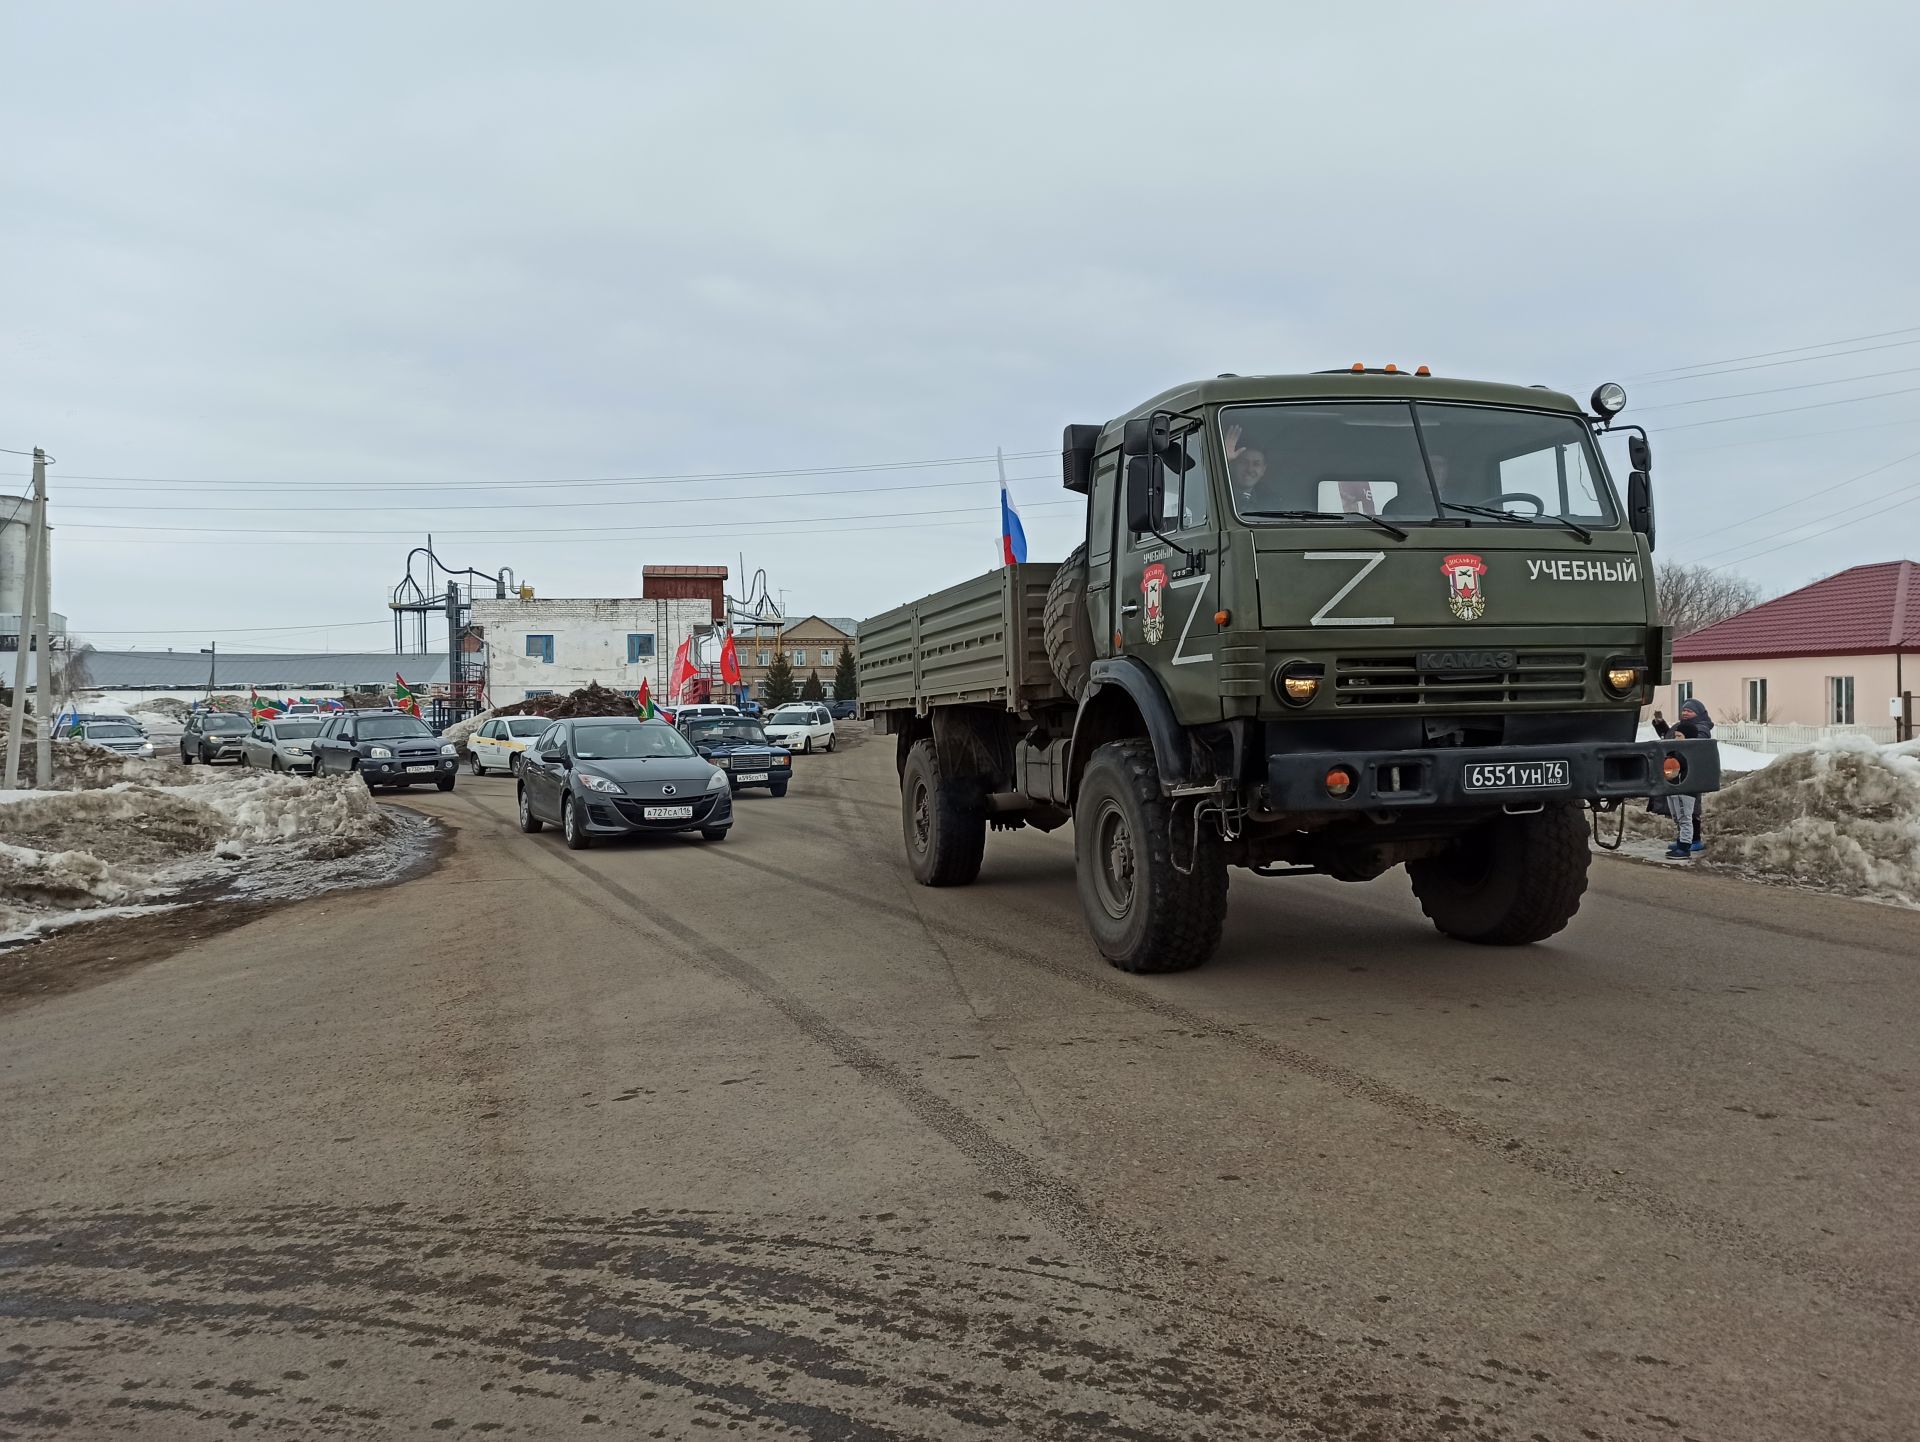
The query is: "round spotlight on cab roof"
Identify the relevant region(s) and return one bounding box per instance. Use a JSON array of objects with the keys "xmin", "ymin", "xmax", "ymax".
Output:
[{"xmin": 1591, "ymin": 382, "xmax": 1627, "ymax": 418}]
